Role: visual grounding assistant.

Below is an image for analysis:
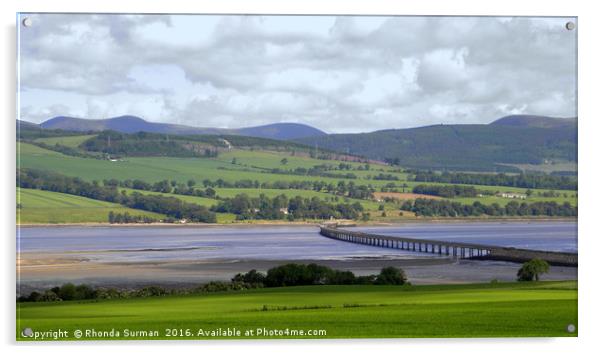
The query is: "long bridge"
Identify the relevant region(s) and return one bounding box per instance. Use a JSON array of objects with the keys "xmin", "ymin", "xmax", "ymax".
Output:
[{"xmin": 319, "ymin": 226, "xmax": 578, "ymax": 267}]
